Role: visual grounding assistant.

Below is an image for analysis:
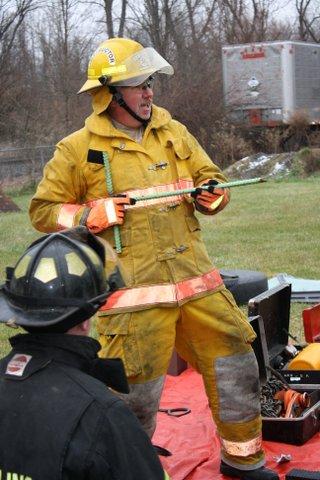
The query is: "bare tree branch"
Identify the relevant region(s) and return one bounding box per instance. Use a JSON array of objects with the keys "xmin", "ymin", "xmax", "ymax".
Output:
[
  {"xmin": 82, "ymin": 0, "xmax": 129, "ymax": 37},
  {"xmin": 295, "ymin": 0, "xmax": 320, "ymax": 42}
]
